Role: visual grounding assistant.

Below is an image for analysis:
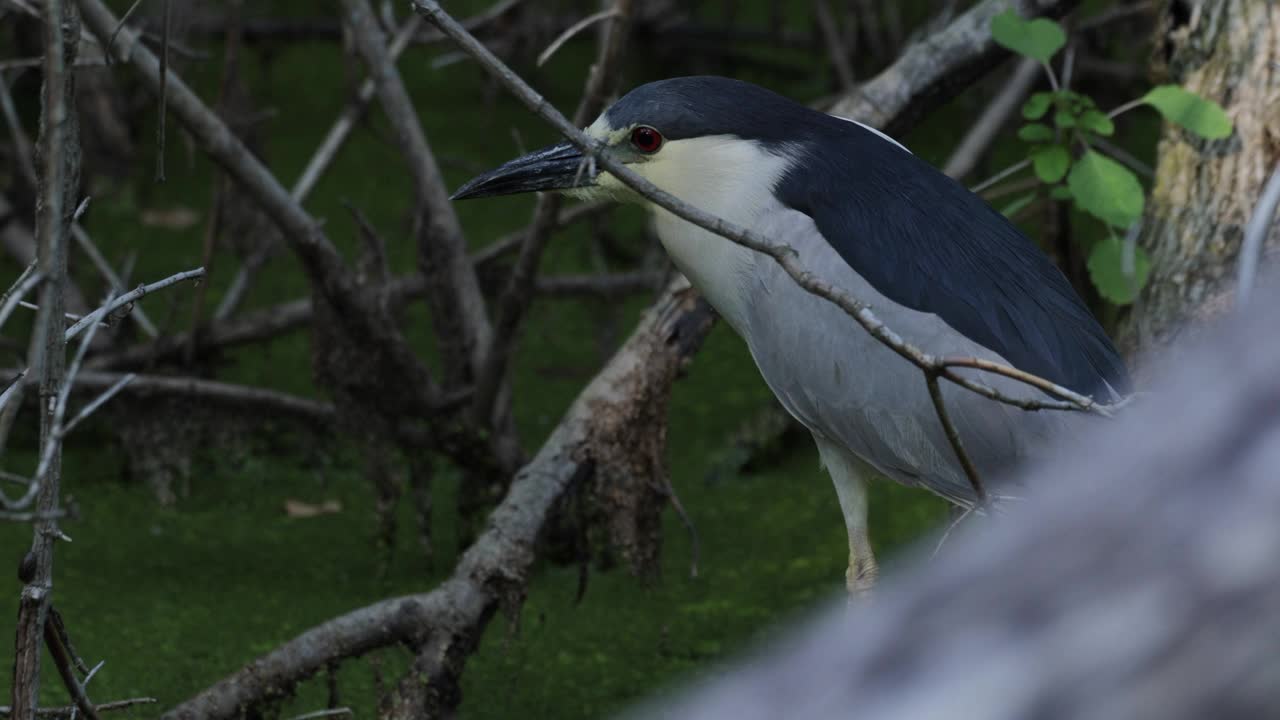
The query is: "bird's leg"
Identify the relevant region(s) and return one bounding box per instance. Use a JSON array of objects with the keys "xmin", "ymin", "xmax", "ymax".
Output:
[
  {"xmin": 846, "ymin": 517, "xmax": 879, "ymax": 598},
  {"xmin": 814, "ymin": 436, "xmax": 879, "ymax": 599}
]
